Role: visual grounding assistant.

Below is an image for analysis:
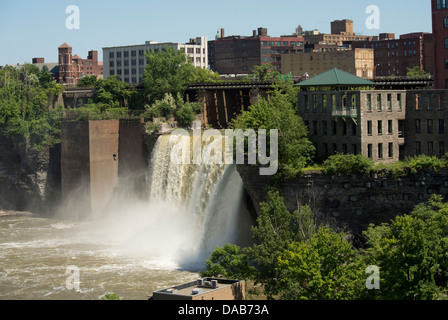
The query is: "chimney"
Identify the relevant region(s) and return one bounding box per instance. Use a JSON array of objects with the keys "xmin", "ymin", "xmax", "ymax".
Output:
[
  {"xmin": 221, "ymin": 28, "xmax": 225, "ymax": 38},
  {"xmin": 253, "ymin": 30, "xmax": 257, "ymax": 37}
]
